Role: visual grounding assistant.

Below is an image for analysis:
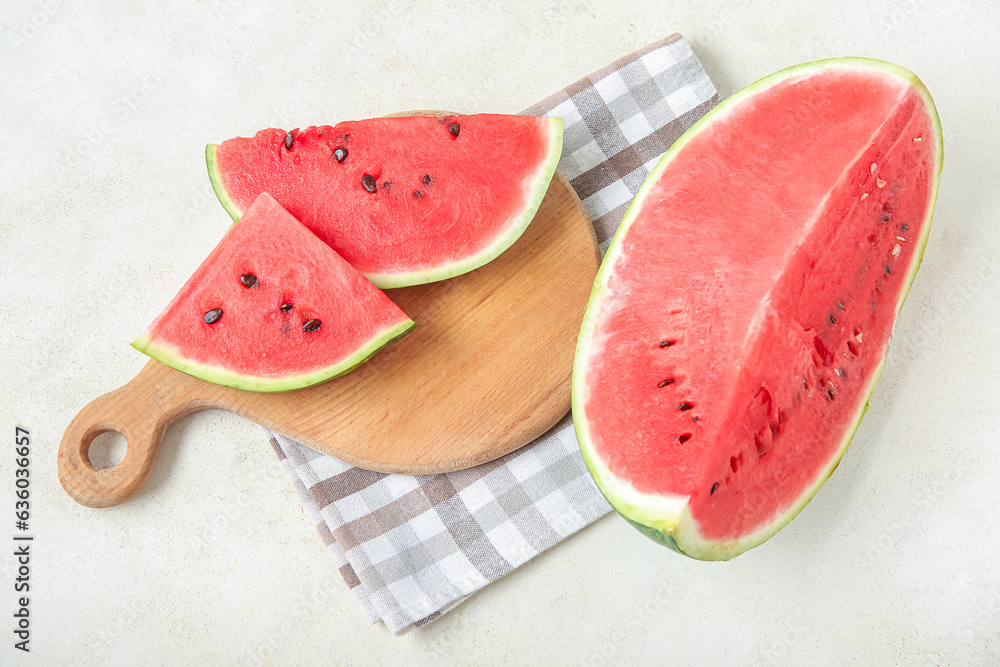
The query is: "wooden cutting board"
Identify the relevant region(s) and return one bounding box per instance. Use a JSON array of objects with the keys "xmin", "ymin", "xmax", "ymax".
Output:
[{"xmin": 57, "ymin": 170, "xmax": 599, "ymax": 508}]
